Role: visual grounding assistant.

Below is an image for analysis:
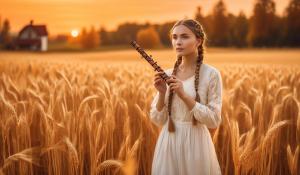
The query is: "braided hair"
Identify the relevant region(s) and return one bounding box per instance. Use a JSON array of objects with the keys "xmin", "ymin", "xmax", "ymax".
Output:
[{"xmin": 167, "ymin": 19, "xmax": 207, "ymax": 132}]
